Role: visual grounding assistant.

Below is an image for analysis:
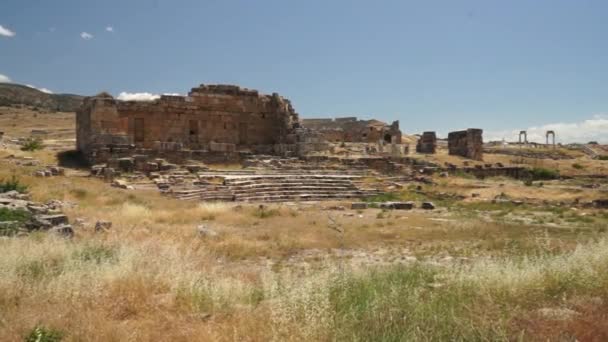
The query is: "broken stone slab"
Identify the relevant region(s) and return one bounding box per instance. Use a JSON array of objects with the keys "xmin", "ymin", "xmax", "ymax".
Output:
[
  {"xmin": 393, "ymin": 201, "xmax": 415, "ymax": 210},
  {"xmin": 36, "ymin": 214, "xmax": 69, "ymax": 226},
  {"xmin": 351, "ymin": 202, "xmax": 368, "ymax": 210},
  {"xmin": 421, "ymin": 202, "xmax": 436, "ymax": 210},
  {"xmin": 49, "ymin": 224, "xmax": 74, "ymax": 238},
  {"xmin": 95, "ymin": 220, "xmax": 112, "ymax": 232},
  {"xmin": 380, "ymin": 202, "xmax": 395, "ymax": 209},
  {"xmin": 197, "ymin": 225, "xmax": 218, "ymax": 237},
  {"xmin": 592, "ymin": 199, "xmax": 608, "ymax": 208},
  {"xmin": 112, "ymin": 179, "xmax": 130, "ymax": 189},
  {"xmin": 0, "ymin": 191, "xmax": 31, "ymax": 200}
]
